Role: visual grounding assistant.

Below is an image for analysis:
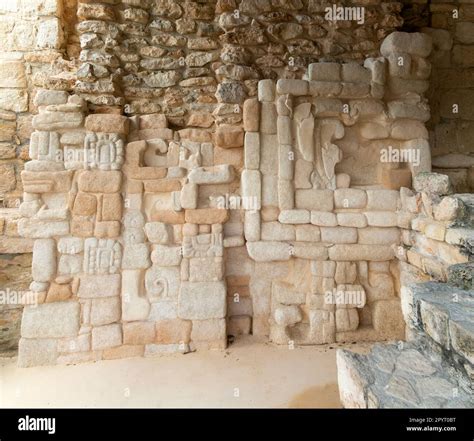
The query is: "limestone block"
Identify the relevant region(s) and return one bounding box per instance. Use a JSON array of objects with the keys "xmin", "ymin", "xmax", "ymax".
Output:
[
  {"xmin": 366, "ymin": 190, "xmax": 399, "ymax": 211},
  {"xmin": 311, "ymin": 211, "xmax": 338, "ymax": 227},
  {"xmin": 180, "ymin": 183, "xmax": 198, "ymax": 209},
  {"xmin": 329, "ymin": 245, "xmax": 394, "ymax": 261},
  {"xmin": 185, "ymin": 209, "xmax": 229, "ymax": 224},
  {"xmin": 139, "ymin": 114, "xmax": 167, "ymax": 129},
  {"xmin": 242, "ymin": 170, "xmax": 261, "ymax": 210},
  {"xmin": 154, "ymin": 319, "xmax": 192, "ymax": 345},
  {"xmin": 276, "ymin": 79, "xmax": 308, "ymax": 96},
  {"xmin": 188, "ymin": 165, "xmax": 234, "ymax": 185},
  {"xmin": 244, "ymin": 210, "xmax": 261, "ymax": 242},
  {"xmin": 92, "ymin": 324, "xmax": 122, "ymax": 350},
  {"xmin": 244, "ymin": 132, "xmax": 260, "ymax": 170},
  {"xmin": 336, "ymin": 308, "xmax": 359, "ymax": 332},
  {"xmin": 279, "ymin": 210, "xmax": 310, "ymax": 224},
  {"xmin": 215, "ymin": 125, "xmax": 244, "ymax": 148},
  {"xmin": 247, "ymin": 241, "xmax": 291, "ymax": 262},
  {"xmin": 32, "ymin": 239, "xmax": 56, "ymax": 283},
  {"xmin": 151, "ymin": 245, "xmax": 182, "ymax": 266},
  {"xmin": 191, "ymin": 319, "xmax": 226, "ymax": 342},
  {"xmin": 360, "ymin": 122, "xmax": 389, "ymax": 140},
  {"xmin": 433, "ymin": 196, "xmax": 465, "ymax": 222},
  {"xmin": 293, "ymin": 244, "xmax": 328, "ymax": 260},
  {"xmin": 145, "ymin": 266, "xmax": 180, "ymax": 301},
  {"xmin": 273, "ymin": 281, "xmax": 306, "ymax": 305},
  {"xmin": 358, "ymin": 227, "xmax": 400, "ymax": 245},
  {"xmin": 261, "ymin": 222, "xmax": 295, "ymax": 241},
  {"xmin": 0, "ymin": 60, "xmax": 25, "ymax": 88},
  {"xmin": 308, "ymin": 62, "xmax": 341, "ymax": 81},
  {"xmin": 365, "ymin": 211, "xmax": 398, "ymax": 227},
  {"xmin": 78, "ymin": 170, "xmax": 121, "ymax": 194},
  {"xmin": 22, "ymin": 301, "xmax": 80, "ymax": 339},
  {"xmin": 334, "ymin": 262, "xmax": 357, "ymax": 285},
  {"xmin": 123, "ymin": 322, "xmax": 155, "ymax": 345},
  {"xmin": 275, "ymin": 305, "xmax": 302, "ymax": 326},
  {"xmin": 321, "ymin": 227, "xmax": 357, "ymax": 244},
  {"xmin": 0, "ymin": 89, "xmax": 28, "ymax": 112},
  {"xmin": 295, "ymin": 225, "xmax": 321, "ymax": 241},
  {"xmin": 277, "ymin": 117, "xmax": 292, "ymax": 146},
  {"xmin": 308, "ymin": 81, "xmax": 342, "ymax": 96},
  {"xmin": 18, "ymin": 219, "xmax": 70, "ymax": 238},
  {"xmin": 18, "ymin": 338, "xmax": 58, "ymax": 368},
  {"xmin": 295, "ymin": 189, "xmax": 333, "ymax": 211},
  {"xmin": 22, "ymin": 170, "xmax": 73, "ymax": 193},
  {"xmin": 278, "ymin": 179, "xmax": 294, "ymax": 210},
  {"xmin": 243, "ymin": 98, "xmax": 260, "ymax": 132},
  {"xmin": 334, "ymin": 189, "xmax": 367, "ymax": 209},
  {"xmin": 337, "ymin": 213, "xmax": 367, "ymax": 228},
  {"xmin": 391, "ymin": 120, "xmax": 428, "ymax": 140},
  {"xmin": 91, "ymin": 296, "xmax": 121, "ymax": 326},
  {"xmin": 258, "ymin": 79, "xmax": 275, "ymax": 102},
  {"xmin": 278, "ymin": 144, "xmax": 294, "ymax": 180},
  {"xmin": 58, "ymin": 255, "xmax": 82, "ymax": 276},
  {"xmin": 77, "ymin": 274, "xmax": 121, "ymax": 298},
  {"xmin": 381, "ymin": 32, "xmax": 432, "ymax": 58},
  {"xmin": 311, "ymin": 261, "xmax": 336, "ymax": 278},
  {"xmin": 387, "ymin": 100, "xmax": 430, "ymax": 122},
  {"xmin": 413, "ymin": 172, "xmax": 452, "ymax": 196},
  {"xmin": 178, "ymin": 281, "xmax": 227, "ymax": 320},
  {"xmin": 260, "ymin": 103, "xmax": 277, "ymax": 134},
  {"xmin": 341, "ymin": 63, "xmax": 371, "ymax": 83},
  {"xmin": 189, "ymin": 257, "xmax": 223, "ymax": 282},
  {"xmin": 122, "ymin": 244, "xmax": 150, "ymax": 269},
  {"xmin": 145, "ymin": 222, "xmax": 172, "ymax": 244},
  {"xmin": 121, "ymin": 270, "xmax": 151, "ymax": 322},
  {"xmin": 32, "ymin": 110, "xmax": 83, "ymax": 131},
  {"xmin": 85, "ymin": 114, "xmax": 129, "ymax": 135},
  {"xmin": 364, "ymin": 57, "xmax": 386, "ymax": 85}
]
